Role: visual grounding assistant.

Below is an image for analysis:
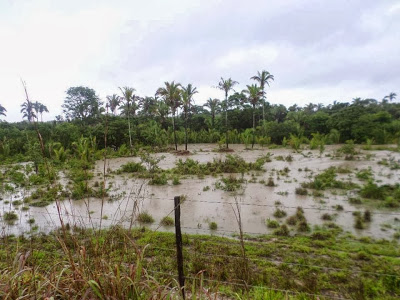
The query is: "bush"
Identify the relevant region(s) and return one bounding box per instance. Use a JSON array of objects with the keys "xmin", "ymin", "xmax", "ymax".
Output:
[{"xmin": 3, "ymin": 211, "xmax": 18, "ymax": 222}]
